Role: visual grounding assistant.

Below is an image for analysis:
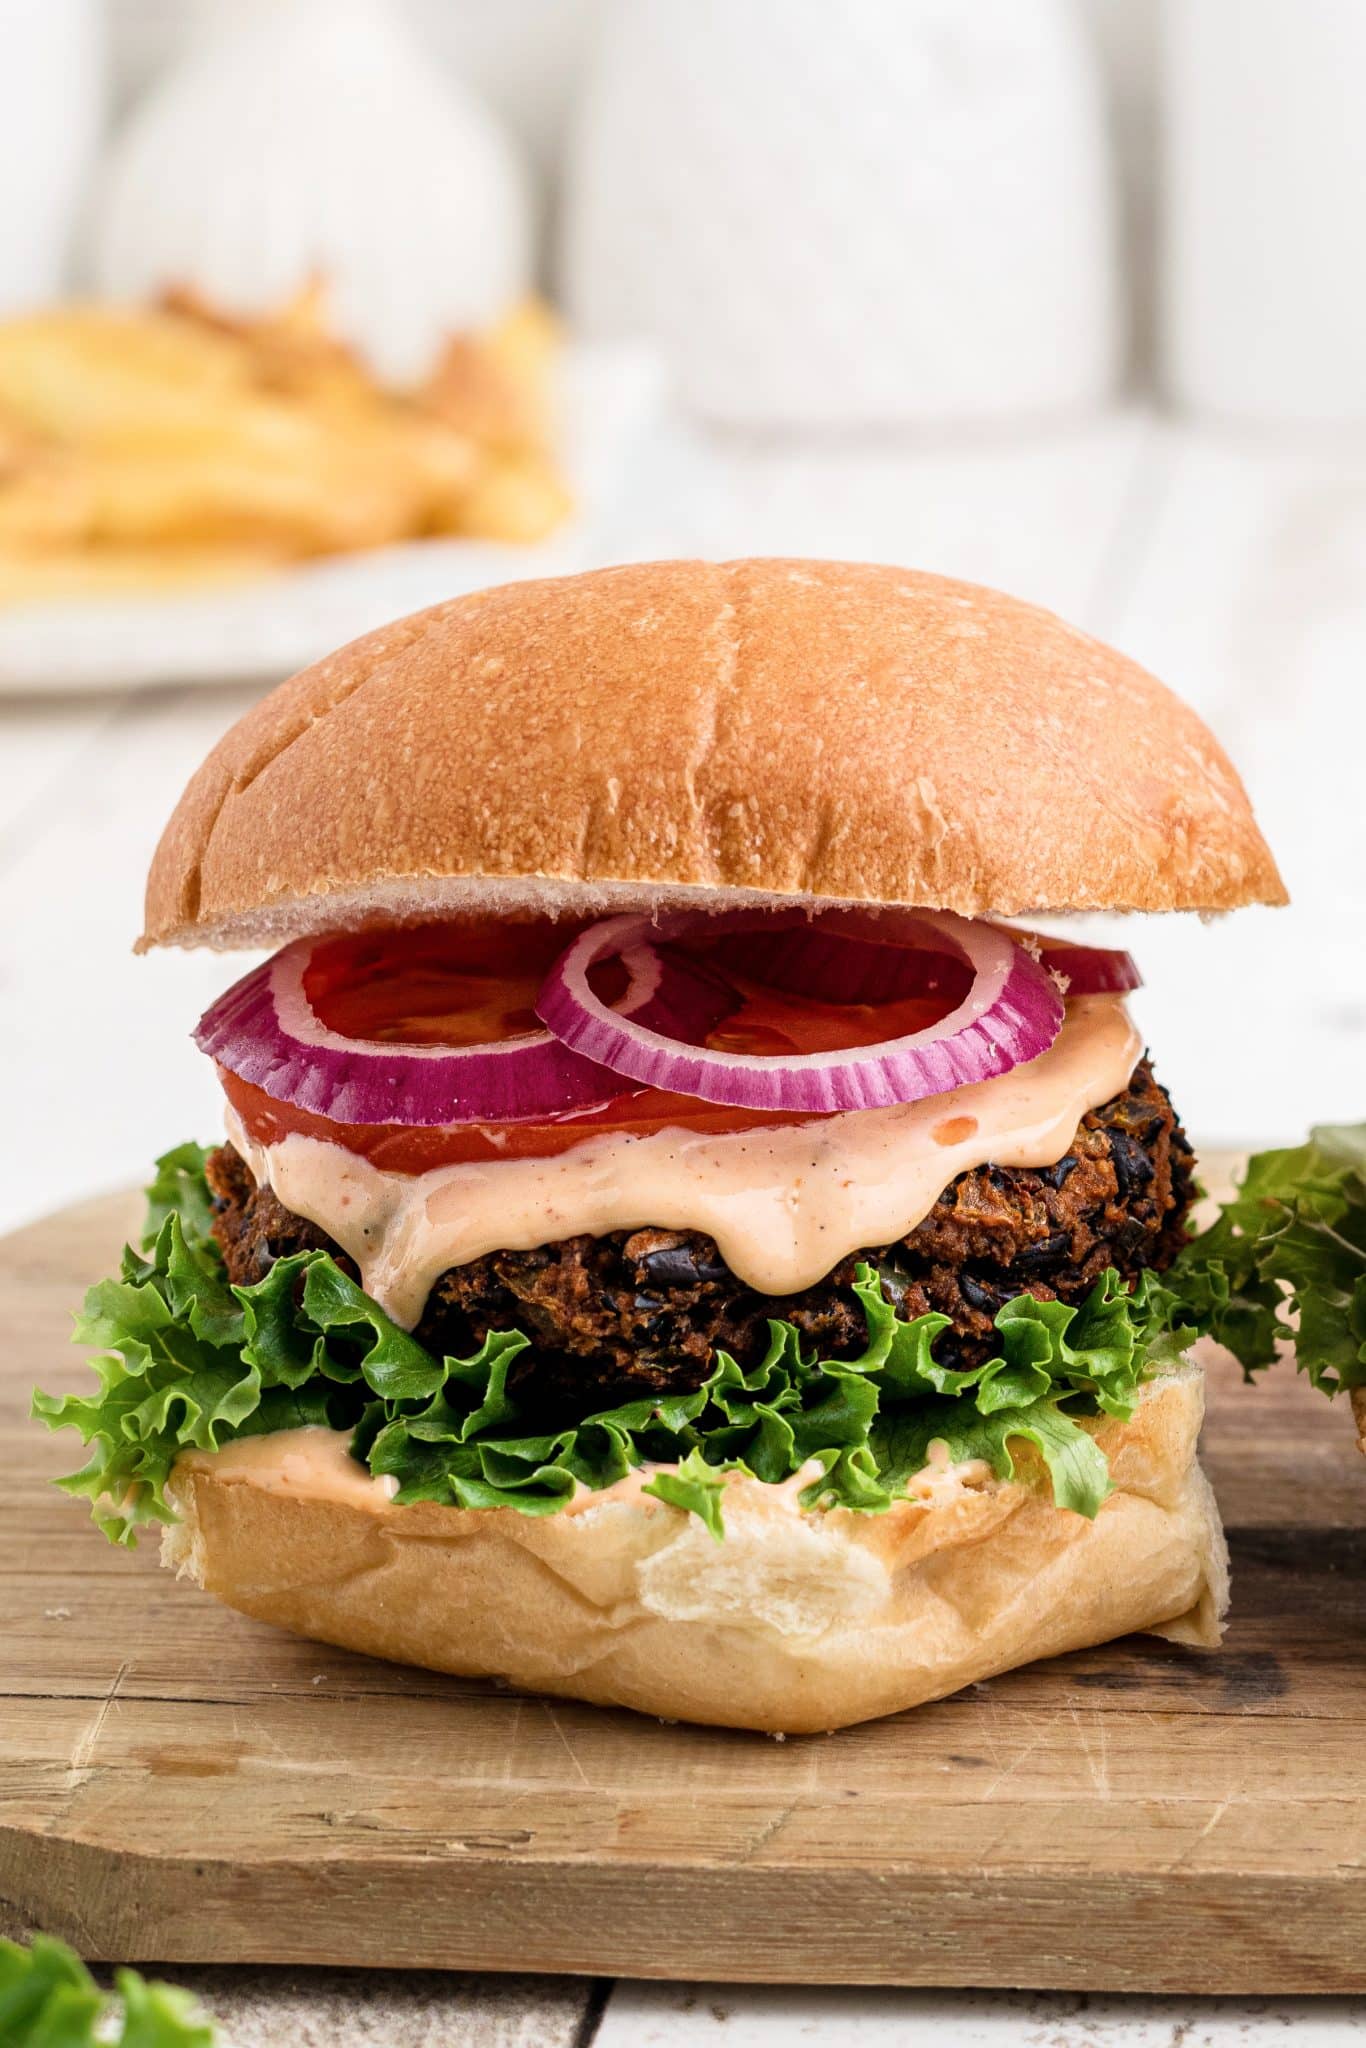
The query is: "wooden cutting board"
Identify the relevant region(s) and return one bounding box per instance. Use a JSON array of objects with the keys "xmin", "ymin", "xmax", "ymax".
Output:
[{"xmin": 3, "ymin": 1181, "xmax": 1363, "ymax": 1994}]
